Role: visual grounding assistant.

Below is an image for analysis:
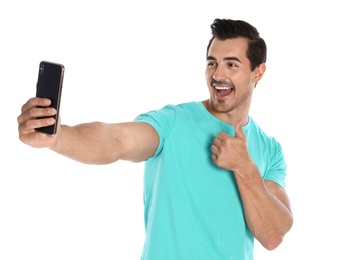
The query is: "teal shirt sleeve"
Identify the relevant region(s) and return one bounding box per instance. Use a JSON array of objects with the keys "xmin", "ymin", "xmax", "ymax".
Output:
[
  {"xmin": 264, "ymin": 138, "xmax": 287, "ymax": 188},
  {"xmin": 134, "ymin": 104, "xmax": 176, "ymax": 158}
]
